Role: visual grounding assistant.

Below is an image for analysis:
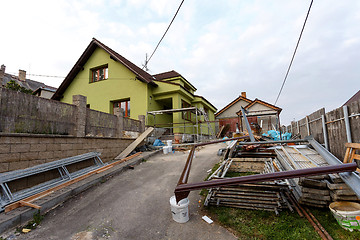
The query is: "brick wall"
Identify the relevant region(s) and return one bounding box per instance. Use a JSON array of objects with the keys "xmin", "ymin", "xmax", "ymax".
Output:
[{"xmin": 0, "ymin": 133, "xmax": 134, "ymax": 173}]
